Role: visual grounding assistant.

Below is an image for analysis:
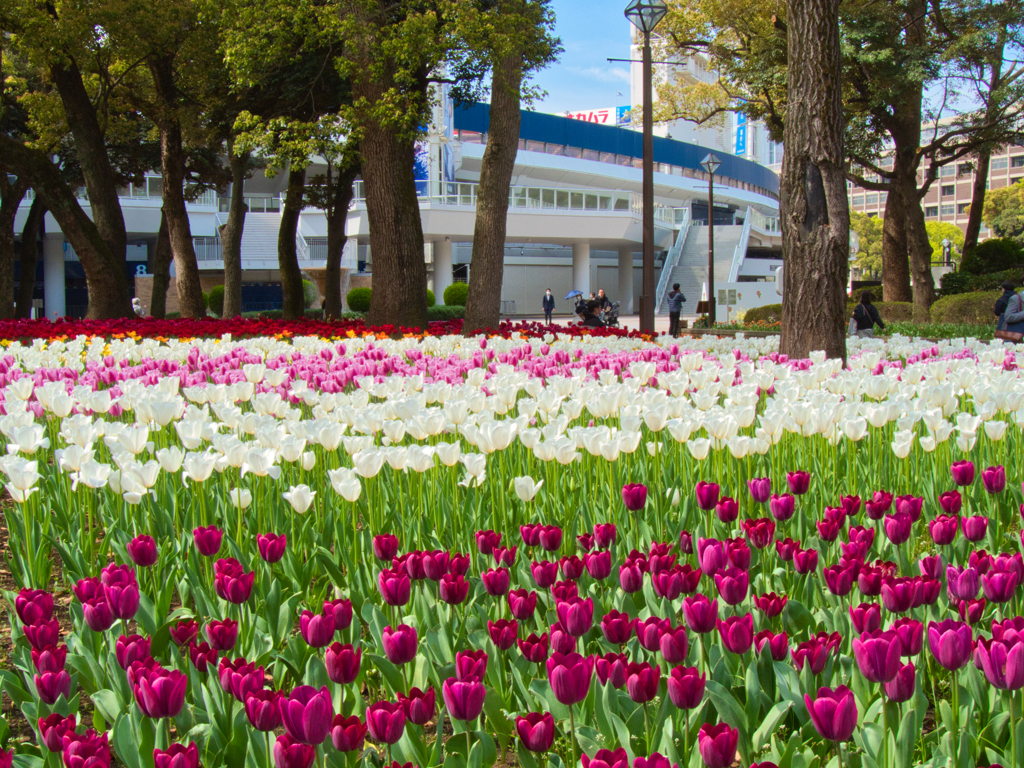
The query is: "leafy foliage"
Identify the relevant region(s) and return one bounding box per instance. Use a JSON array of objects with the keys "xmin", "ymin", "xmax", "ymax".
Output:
[
  {"xmin": 443, "ymin": 282, "xmax": 469, "ymax": 306},
  {"xmin": 850, "ymin": 211, "xmax": 883, "ymax": 277},
  {"xmin": 983, "ymin": 180, "xmax": 1024, "ymax": 241},
  {"xmin": 960, "ymin": 238, "xmax": 1024, "ymax": 275},
  {"xmin": 346, "ymin": 287, "xmax": 373, "ymax": 313}
]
